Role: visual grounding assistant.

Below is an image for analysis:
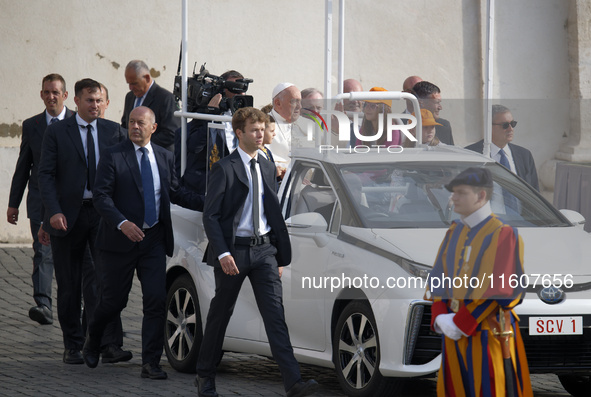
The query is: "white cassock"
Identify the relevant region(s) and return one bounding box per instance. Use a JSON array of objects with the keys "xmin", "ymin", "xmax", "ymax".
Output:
[{"xmin": 269, "ymin": 109, "xmax": 292, "ymax": 166}]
